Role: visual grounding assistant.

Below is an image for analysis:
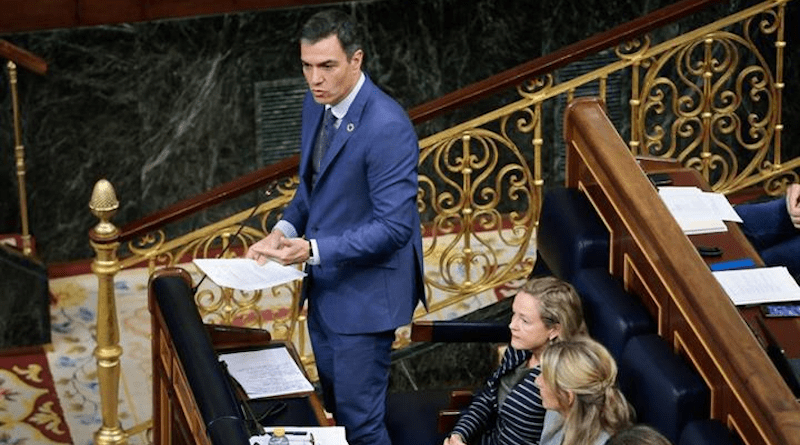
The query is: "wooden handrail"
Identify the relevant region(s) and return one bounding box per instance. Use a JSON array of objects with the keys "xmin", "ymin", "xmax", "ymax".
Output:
[
  {"xmin": 0, "ymin": 40, "xmax": 47, "ymax": 75},
  {"xmin": 119, "ymin": 154, "xmax": 299, "ymax": 243},
  {"xmin": 117, "ymin": 0, "xmax": 722, "ymax": 242}
]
